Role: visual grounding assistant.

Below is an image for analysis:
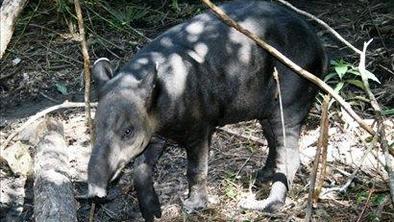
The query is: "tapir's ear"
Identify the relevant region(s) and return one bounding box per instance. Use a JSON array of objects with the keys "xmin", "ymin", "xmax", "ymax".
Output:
[
  {"xmin": 92, "ymin": 58, "xmax": 113, "ymax": 94},
  {"xmin": 139, "ymin": 63, "xmax": 159, "ymax": 112}
]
